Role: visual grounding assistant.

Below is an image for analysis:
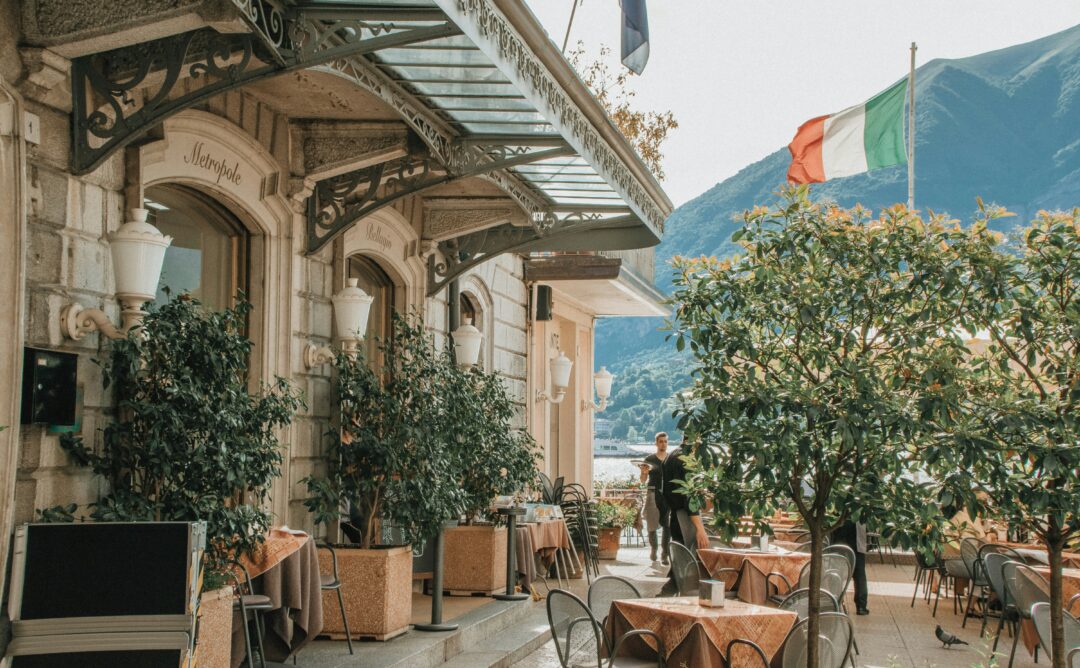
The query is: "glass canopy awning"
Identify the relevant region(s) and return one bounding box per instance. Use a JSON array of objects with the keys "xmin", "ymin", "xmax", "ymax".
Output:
[
  {"xmin": 66, "ymin": 0, "xmax": 671, "ymax": 285},
  {"xmin": 296, "ymin": 0, "xmax": 669, "ymax": 235}
]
